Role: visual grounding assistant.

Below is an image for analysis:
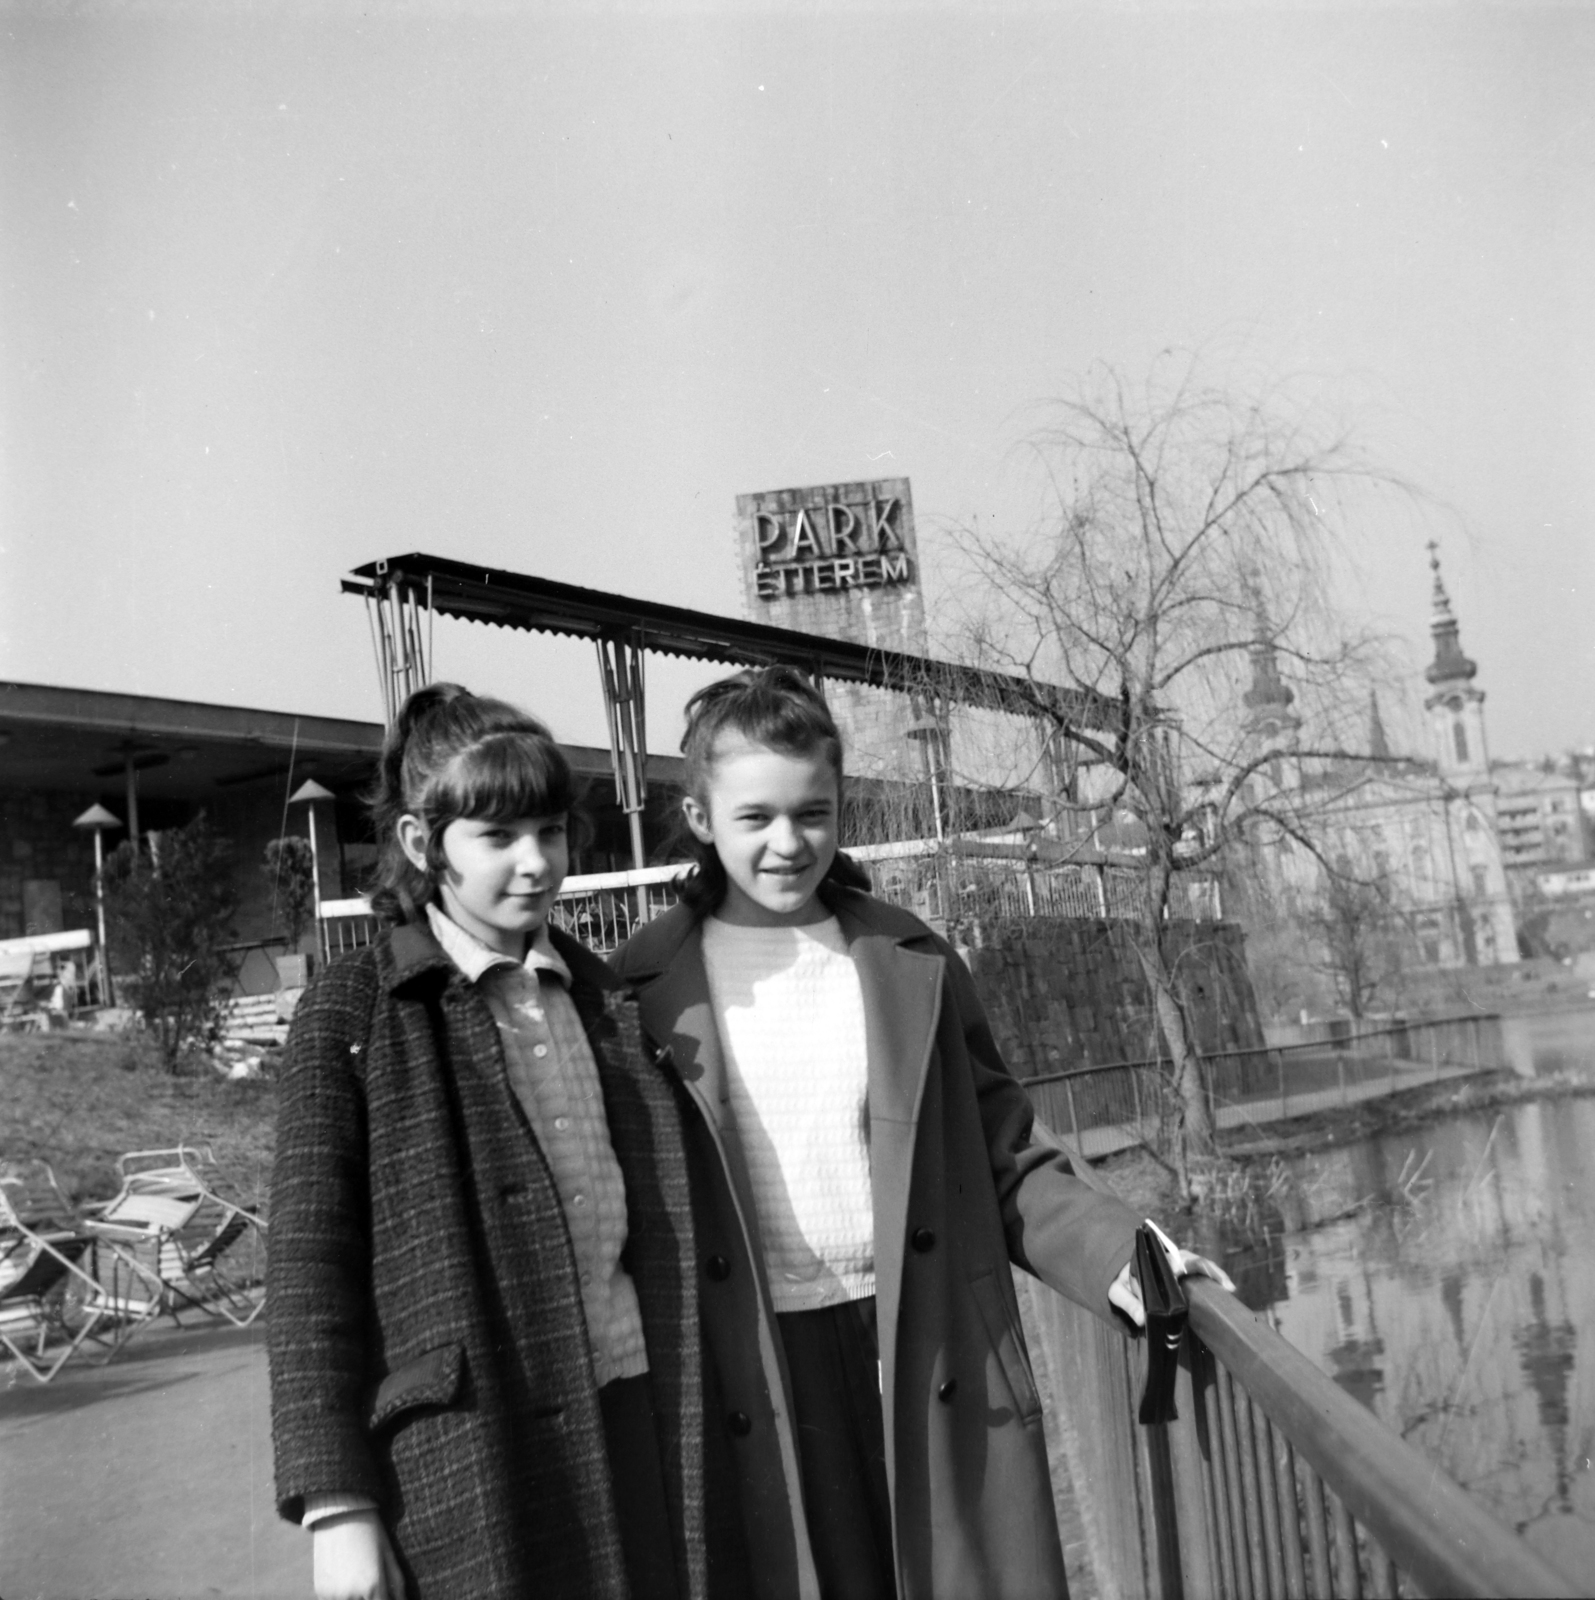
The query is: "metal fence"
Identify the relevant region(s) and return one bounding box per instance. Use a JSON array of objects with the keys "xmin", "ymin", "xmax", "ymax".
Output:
[
  {"xmin": 1020, "ymin": 1014, "xmax": 1504, "ymax": 1160},
  {"xmin": 316, "ymin": 844, "xmax": 1200, "ymax": 961}
]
